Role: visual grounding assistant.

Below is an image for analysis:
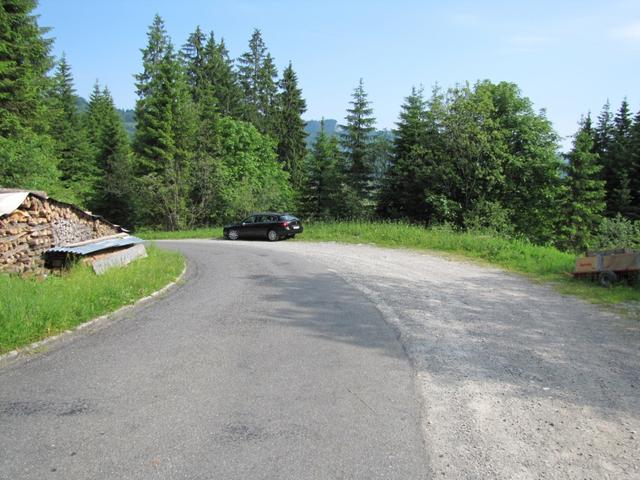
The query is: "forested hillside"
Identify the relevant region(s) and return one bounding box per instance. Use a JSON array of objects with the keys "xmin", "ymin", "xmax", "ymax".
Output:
[{"xmin": 1, "ymin": 1, "xmax": 639, "ymax": 252}]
